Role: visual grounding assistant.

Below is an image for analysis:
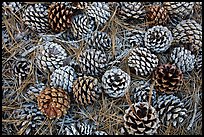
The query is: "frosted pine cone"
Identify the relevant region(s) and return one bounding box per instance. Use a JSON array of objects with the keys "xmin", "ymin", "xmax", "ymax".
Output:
[
  {"xmin": 163, "ymin": 2, "xmax": 194, "ymax": 26},
  {"xmin": 132, "ymin": 81, "xmax": 157, "ymax": 106},
  {"xmin": 12, "ymin": 102, "xmax": 46, "ymax": 135},
  {"xmin": 37, "ymin": 87, "xmax": 70, "ymax": 119},
  {"xmin": 153, "ymin": 63, "xmax": 183, "ymax": 93},
  {"xmin": 50, "ymin": 65, "xmax": 76, "ymax": 93},
  {"xmin": 93, "ymin": 131, "xmax": 108, "ymax": 135},
  {"xmin": 195, "ymin": 50, "xmax": 202, "ymax": 73},
  {"xmin": 78, "ymin": 48, "xmax": 107, "ymax": 76},
  {"xmin": 117, "ymin": 2, "xmax": 146, "ymax": 21},
  {"xmin": 2, "ymin": 2, "xmax": 23, "ymax": 16},
  {"xmin": 85, "ymin": 31, "xmax": 112, "ymax": 52},
  {"xmin": 102, "ymin": 67, "xmax": 130, "ymax": 98},
  {"xmin": 145, "ymin": 5, "xmax": 169, "ymax": 26},
  {"xmin": 128, "ymin": 47, "xmax": 159, "ymax": 76},
  {"xmin": 86, "ymin": 2, "xmax": 111, "ymax": 29},
  {"xmin": 71, "ymin": 14, "xmax": 96, "ymax": 39},
  {"xmin": 72, "ymin": 76, "xmax": 101, "ymax": 106},
  {"xmin": 22, "ymin": 3, "xmax": 50, "ymax": 33},
  {"xmin": 13, "ymin": 58, "xmax": 31, "ymax": 84},
  {"xmin": 72, "ymin": 2, "xmax": 92, "ymax": 10},
  {"xmin": 170, "ymin": 47, "xmax": 195, "ymax": 73},
  {"xmin": 172, "ymin": 19, "xmax": 202, "ymax": 53},
  {"xmin": 48, "ymin": 2, "xmax": 77, "ymax": 32},
  {"xmin": 123, "ymin": 102, "xmax": 160, "ymax": 135},
  {"xmin": 35, "ymin": 41, "xmax": 68, "ymax": 73},
  {"xmin": 26, "ymin": 82, "xmax": 46, "ymax": 100},
  {"xmin": 144, "ymin": 25, "xmax": 173, "ymax": 53},
  {"xmin": 155, "ymin": 94, "xmax": 187, "ymax": 127}
]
